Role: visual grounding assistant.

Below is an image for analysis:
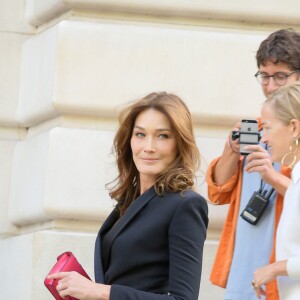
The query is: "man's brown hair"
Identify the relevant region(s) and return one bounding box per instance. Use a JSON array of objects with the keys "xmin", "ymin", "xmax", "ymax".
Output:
[{"xmin": 256, "ymin": 29, "xmax": 300, "ymax": 70}]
